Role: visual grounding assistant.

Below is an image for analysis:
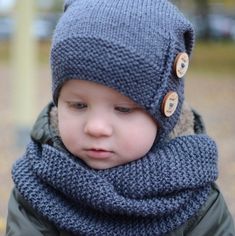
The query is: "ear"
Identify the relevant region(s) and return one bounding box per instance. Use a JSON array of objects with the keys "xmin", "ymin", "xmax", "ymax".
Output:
[{"xmin": 64, "ymin": 0, "xmax": 77, "ymax": 12}]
